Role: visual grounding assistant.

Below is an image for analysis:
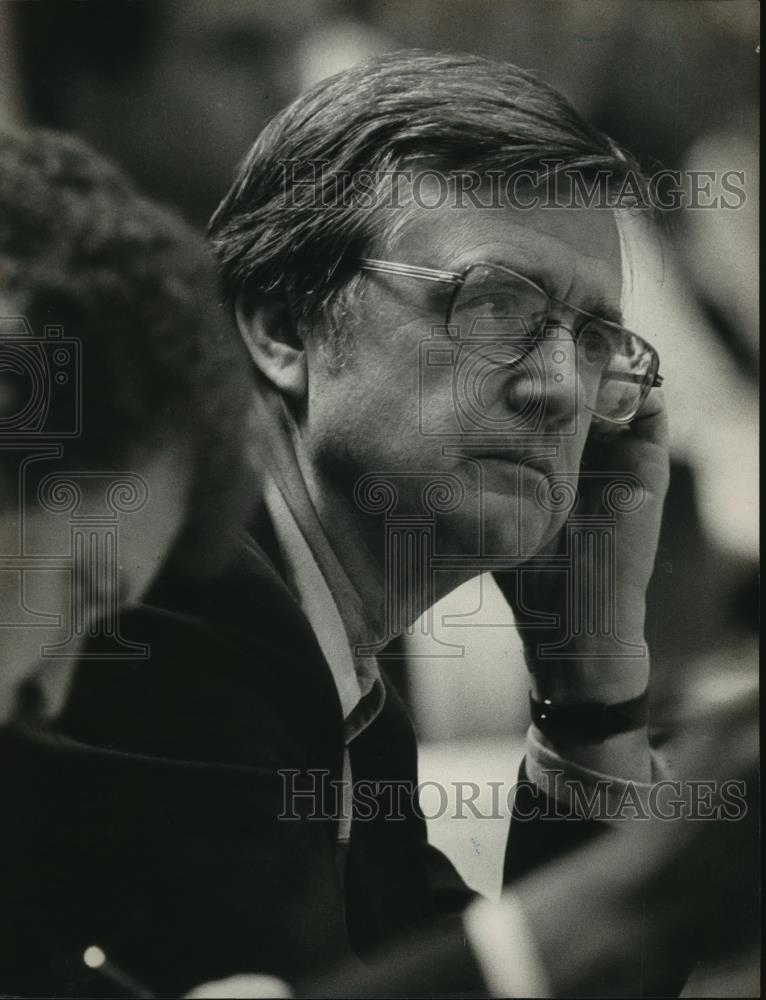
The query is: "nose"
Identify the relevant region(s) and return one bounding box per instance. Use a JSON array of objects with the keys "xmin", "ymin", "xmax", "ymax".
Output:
[{"xmin": 505, "ymin": 324, "xmax": 585, "ymax": 430}]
